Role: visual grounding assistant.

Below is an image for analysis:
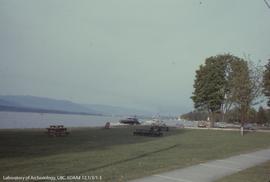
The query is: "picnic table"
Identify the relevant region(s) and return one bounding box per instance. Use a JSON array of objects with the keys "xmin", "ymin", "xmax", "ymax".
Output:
[
  {"xmin": 46, "ymin": 125, "xmax": 69, "ymax": 137},
  {"xmin": 133, "ymin": 126, "xmax": 163, "ymax": 137},
  {"xmin": 152, "ymin": 124, "xmax": 169, "ymax": 131}
]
